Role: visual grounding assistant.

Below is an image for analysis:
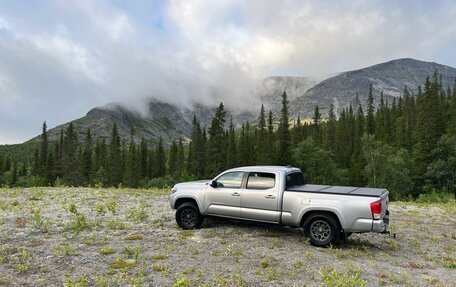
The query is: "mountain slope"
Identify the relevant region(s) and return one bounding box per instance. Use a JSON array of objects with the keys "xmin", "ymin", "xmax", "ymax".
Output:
[
  {"xmin": 30, "ymin": 58, "xmax": 456, "ymax": 145},
  {"xmin": 289, "ymin": 58, "xmax": 456, "ymax": 117}
]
